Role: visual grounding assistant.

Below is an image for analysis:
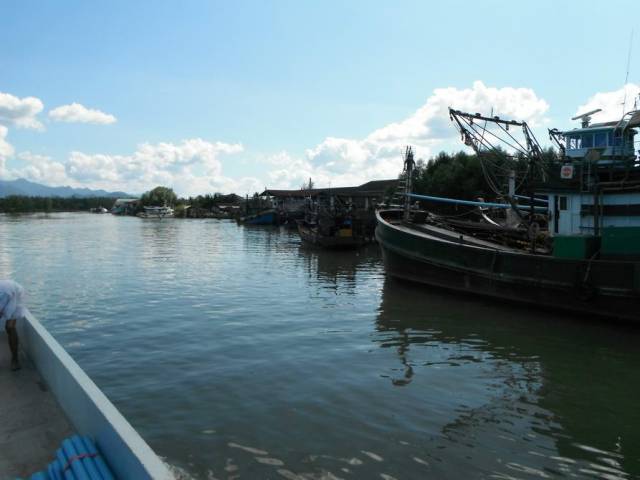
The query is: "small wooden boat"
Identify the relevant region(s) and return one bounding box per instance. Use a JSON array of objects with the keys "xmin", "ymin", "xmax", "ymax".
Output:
[
  {"xmin": 297, "ymin": 219, "xmax": 365, "ymax": 248},
  {"xmin": 239, "ymin": 209, "xmax": 278, "ymax": 225}
]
